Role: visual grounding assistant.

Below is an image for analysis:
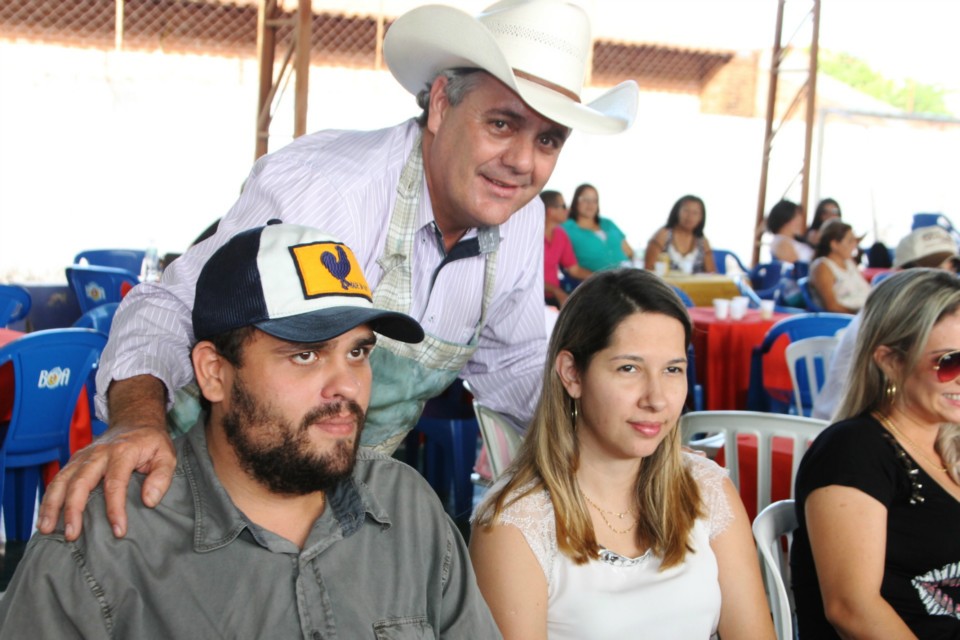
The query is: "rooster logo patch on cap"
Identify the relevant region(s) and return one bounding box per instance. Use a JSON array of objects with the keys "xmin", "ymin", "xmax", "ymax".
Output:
[{"xmin": 289, "ymin": 241, "xmax": 371, "ymax": 300}]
